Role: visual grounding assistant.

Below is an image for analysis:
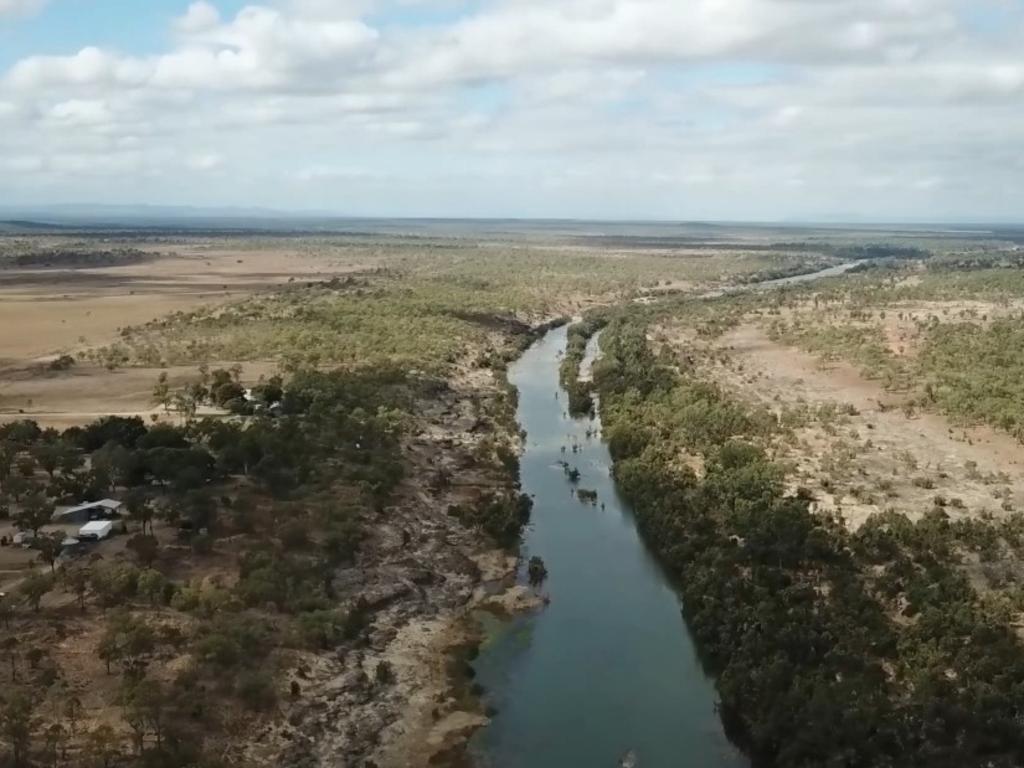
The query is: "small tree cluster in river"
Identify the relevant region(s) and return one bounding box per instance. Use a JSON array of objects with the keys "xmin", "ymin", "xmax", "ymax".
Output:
[{"xmin": 559, "ymin": 317, "xmax": 607, "ymax": 416}]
